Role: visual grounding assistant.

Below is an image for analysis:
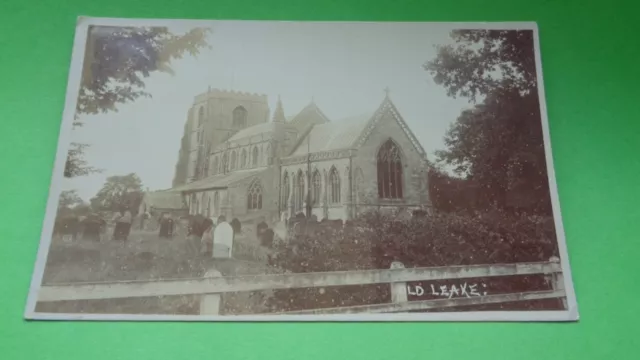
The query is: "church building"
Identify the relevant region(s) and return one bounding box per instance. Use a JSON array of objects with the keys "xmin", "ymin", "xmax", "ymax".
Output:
[{"xmin": 165, "ymin": 88, "xmax": 431, "ymax": 227}]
